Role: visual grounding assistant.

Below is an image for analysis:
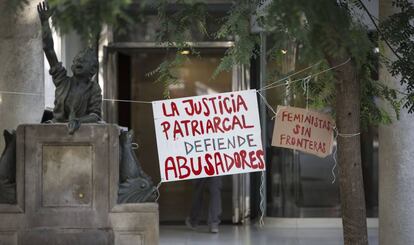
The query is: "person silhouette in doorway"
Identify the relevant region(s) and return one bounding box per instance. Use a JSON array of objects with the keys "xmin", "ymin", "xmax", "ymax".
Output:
[{"xmin": 186, "ymin": 176, "xmax": 222, "ymax": 233}]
